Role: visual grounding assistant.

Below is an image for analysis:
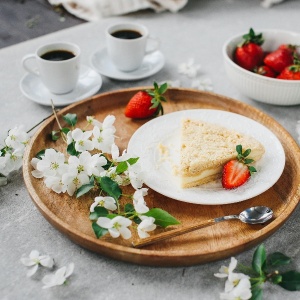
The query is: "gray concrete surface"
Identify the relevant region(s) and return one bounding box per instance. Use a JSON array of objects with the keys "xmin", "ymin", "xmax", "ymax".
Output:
[
  {"xmin": 0, "ymin": 0, "xmax": 84, "ymax": 49},
  {"xmin": 1, "ymin": 0, "xmax": 300, "ymax": 299}
]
